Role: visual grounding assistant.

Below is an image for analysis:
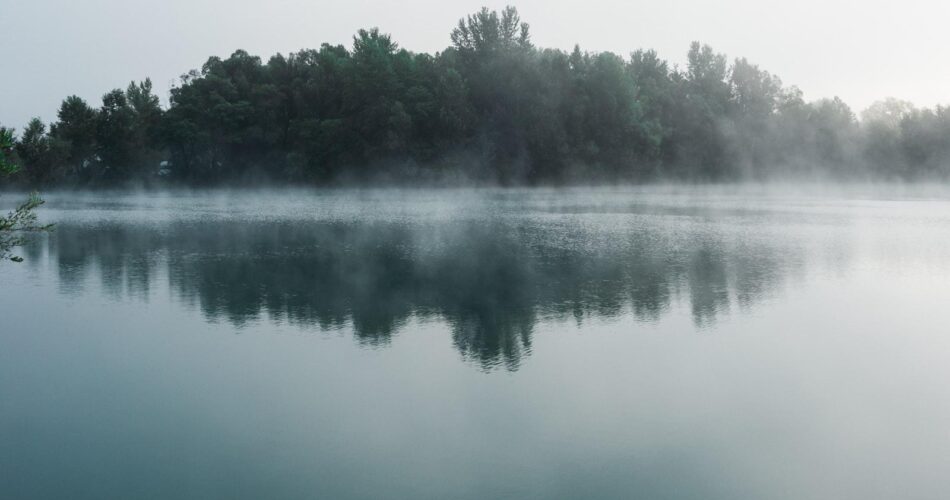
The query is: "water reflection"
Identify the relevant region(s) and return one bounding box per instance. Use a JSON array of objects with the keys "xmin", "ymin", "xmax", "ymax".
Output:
[{"xmin": 33, "ymin": 218, "xmax": 806, "ymax": 370}]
